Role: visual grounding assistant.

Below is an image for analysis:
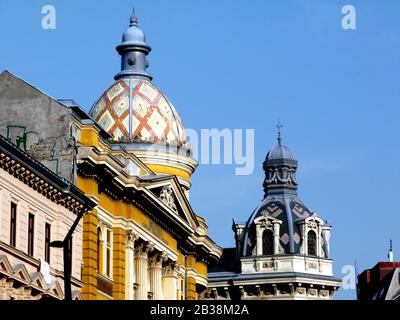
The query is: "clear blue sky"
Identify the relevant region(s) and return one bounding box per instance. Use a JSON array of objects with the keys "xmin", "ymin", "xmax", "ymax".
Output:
[{"xmin": 1, "ymin": 0, "xmax": 400, "ymax": 299}]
